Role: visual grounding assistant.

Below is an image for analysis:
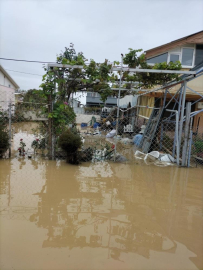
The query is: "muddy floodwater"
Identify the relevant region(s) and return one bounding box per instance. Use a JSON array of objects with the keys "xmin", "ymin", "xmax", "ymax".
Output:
[{"xmin": 0, "ymin": 158, "xmax": 202, "ymax": 270}]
